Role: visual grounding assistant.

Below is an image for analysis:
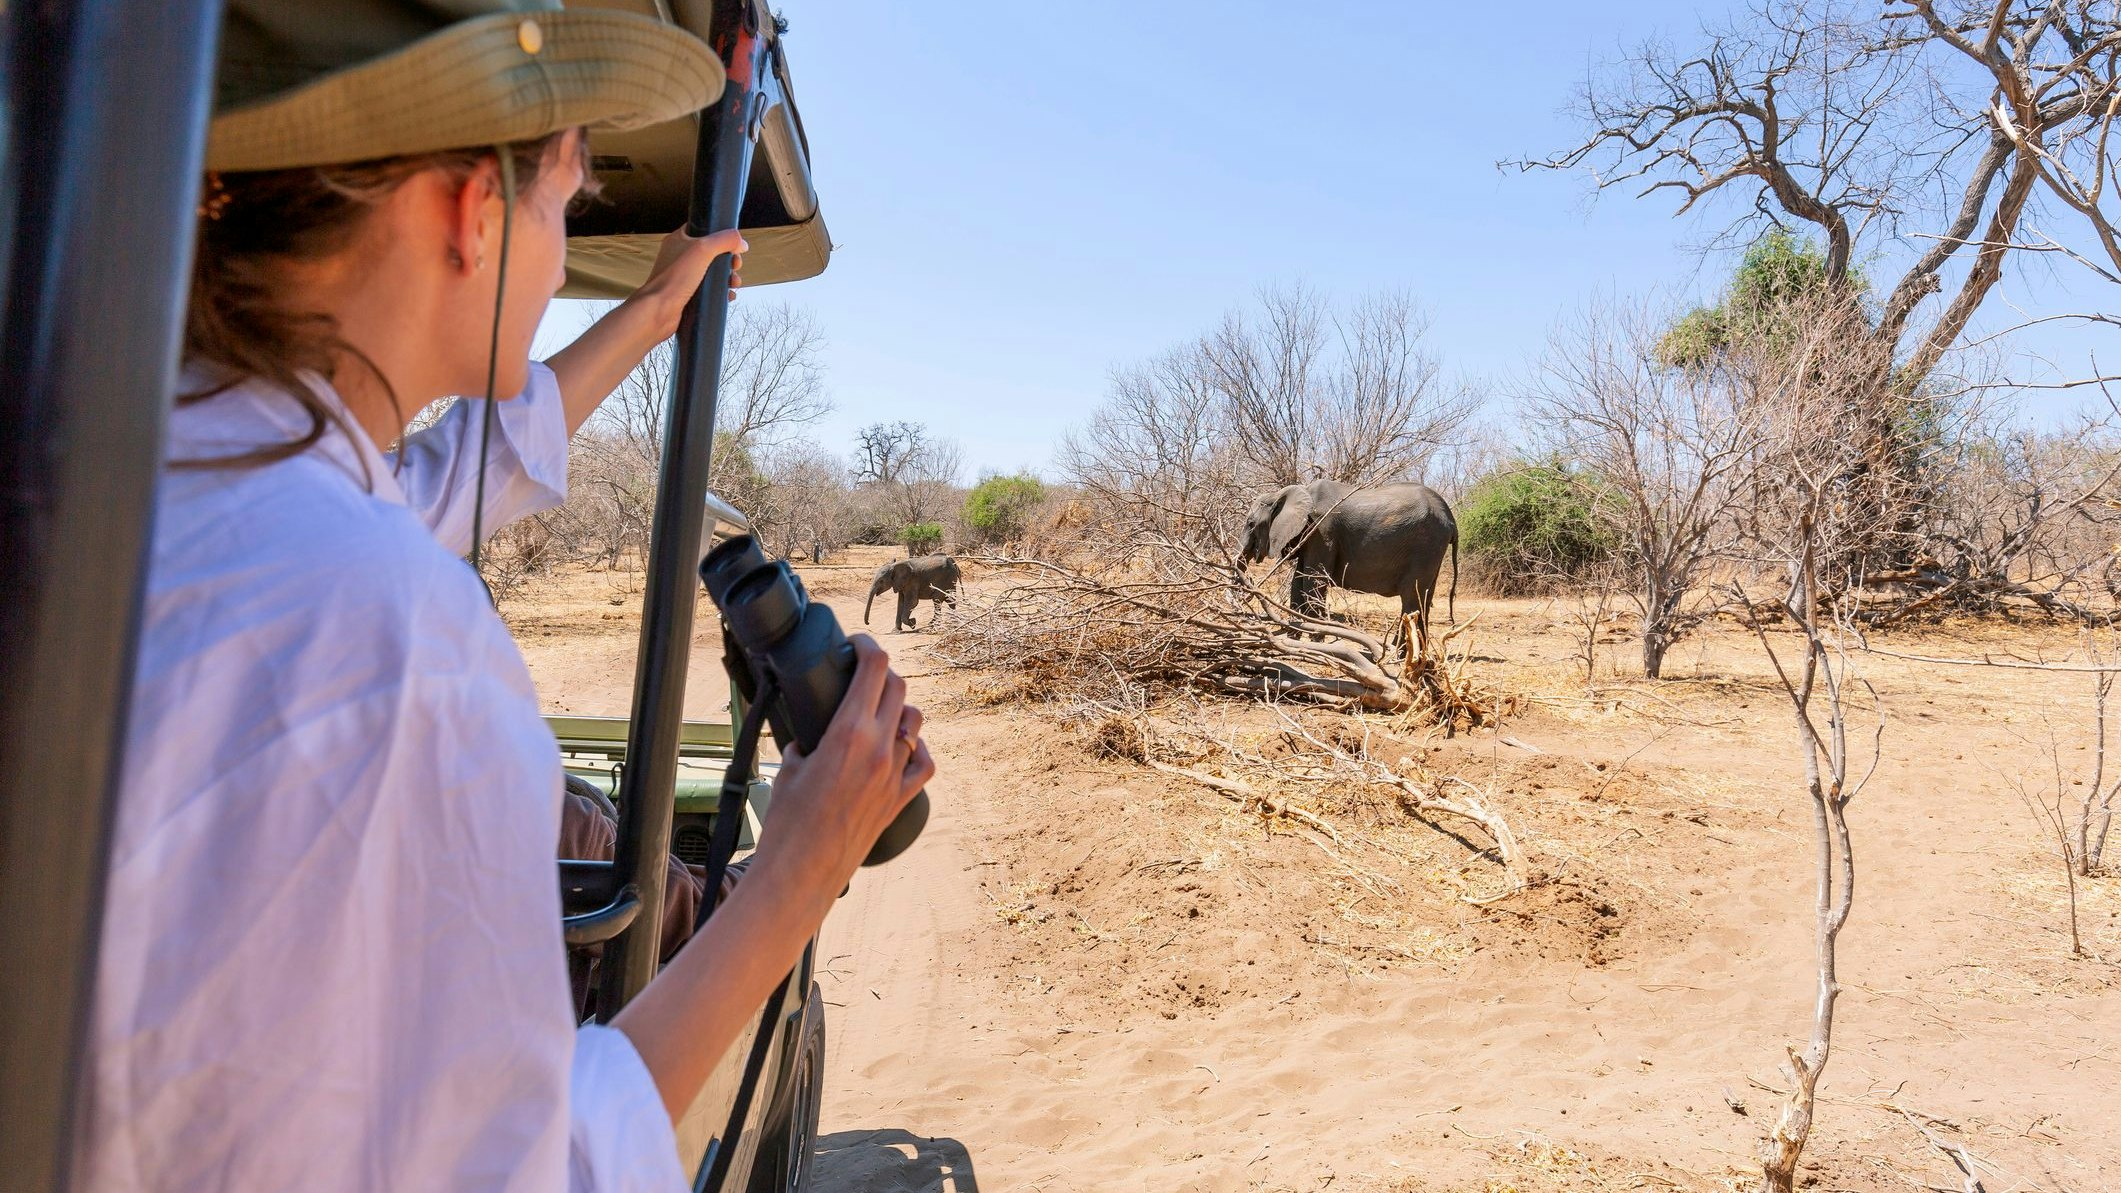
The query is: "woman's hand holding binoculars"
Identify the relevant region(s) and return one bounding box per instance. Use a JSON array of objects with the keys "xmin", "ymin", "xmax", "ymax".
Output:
[{"xmin": 752, "ymin": 634, "xmax": 933, "ymax": 920}]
